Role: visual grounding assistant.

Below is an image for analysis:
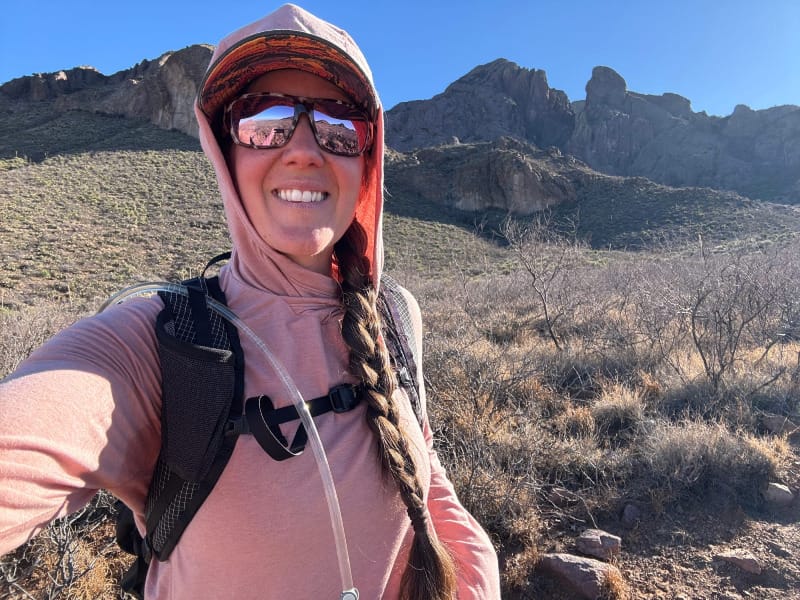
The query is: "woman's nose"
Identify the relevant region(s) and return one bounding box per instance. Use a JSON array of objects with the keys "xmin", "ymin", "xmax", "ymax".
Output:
[{"xmin": 281, "ymin": 113, "xmax": 324, "ymax": 165}]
